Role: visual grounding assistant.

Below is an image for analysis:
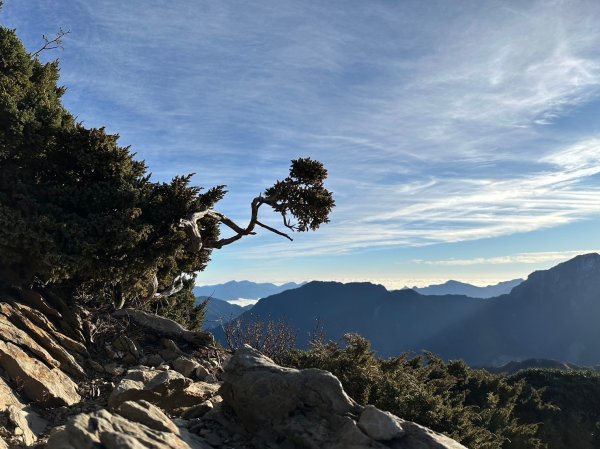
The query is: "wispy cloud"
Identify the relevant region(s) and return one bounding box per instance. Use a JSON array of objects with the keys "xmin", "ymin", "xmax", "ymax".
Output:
[
  {"xmin": 413, "ymin": 250, "xmax": 600, "ymax": 266},
  {"xmin": 5, "ymin": 0, "xmax": 600, "ymax": 271}
]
